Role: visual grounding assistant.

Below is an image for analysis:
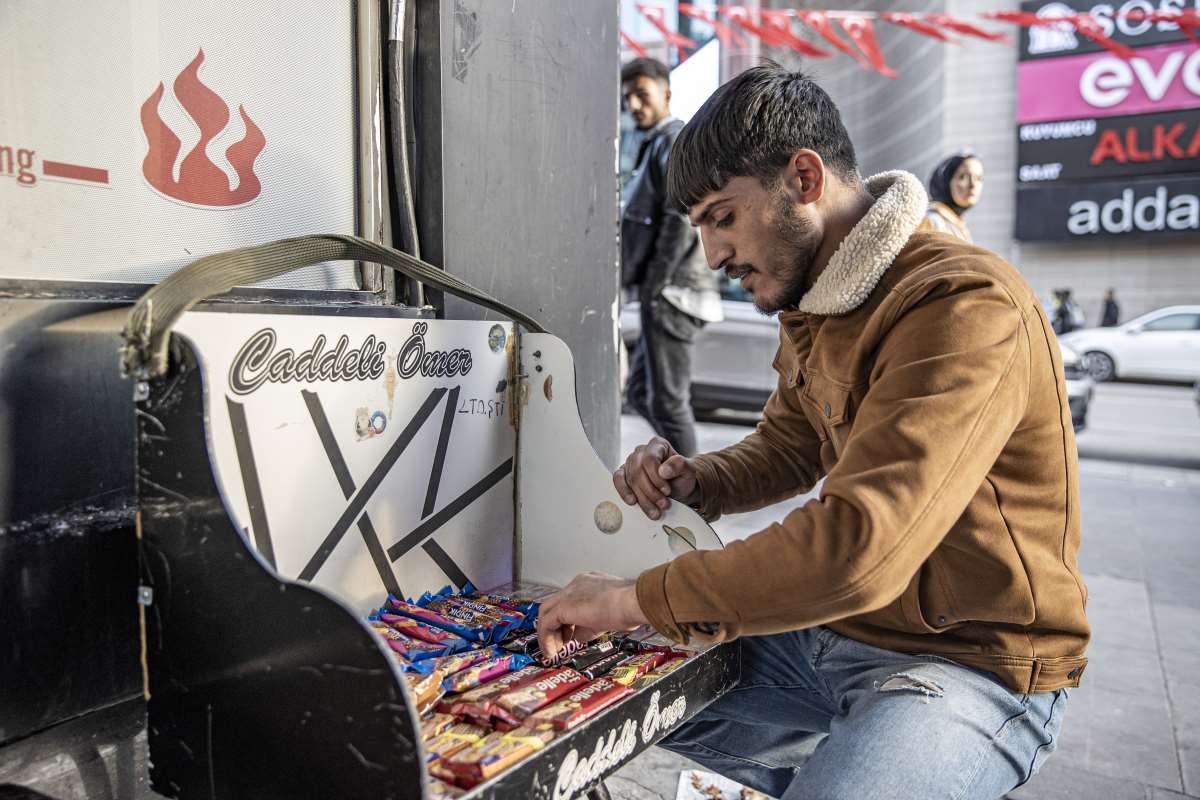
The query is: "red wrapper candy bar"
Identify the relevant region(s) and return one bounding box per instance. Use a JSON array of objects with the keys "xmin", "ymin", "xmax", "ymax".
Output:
[
  {"xmin": 374, "ymin": 627, "xmax": 448, "ymax": 660},
  {"xmin": 525, "ymin": 677, "xmax": 633, "ymax": 730},
  {"xmin": 609, "ymin": 650, "xmax": 669, "ymax": 686},
  {"xmin": 442, "ymin": 653, "xmax": 533, "ymax": 693},
  {"xmin": 423, "ymin": 722, "xmax": 487, "ymax": 763},
  {"xmin": 444, "ymin": 727, "xmax": 557, "ymax": 786},
  {"xmin": 493, "ymin": 666, "xmax": 589, "ymax": 722},
  {"xmin": 437, "ymin": 664, "xmax": 544, "ymax": 720}
]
